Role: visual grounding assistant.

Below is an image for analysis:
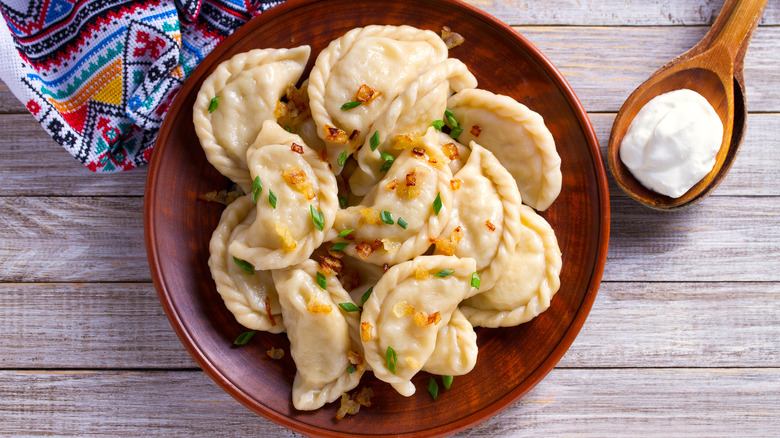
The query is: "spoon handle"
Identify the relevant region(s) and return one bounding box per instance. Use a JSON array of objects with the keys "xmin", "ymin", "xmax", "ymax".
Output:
[{"xmin": 705, "ymin": 0, "xmax": 768, "ymax": 61}]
